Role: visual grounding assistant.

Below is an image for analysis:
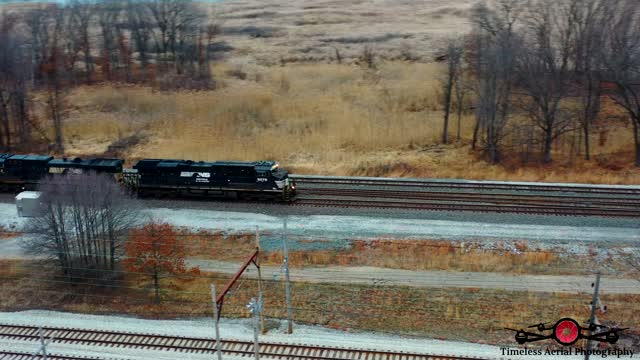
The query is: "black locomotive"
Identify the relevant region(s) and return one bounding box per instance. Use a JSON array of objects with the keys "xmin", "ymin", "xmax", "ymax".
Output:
[
  {"xmin": 127, "ymin": 159, "xmax": 296, "ymax": 201},
  {"xmin": 0, "ymin": 153, "xmax": 296, "ymax": 201}
]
